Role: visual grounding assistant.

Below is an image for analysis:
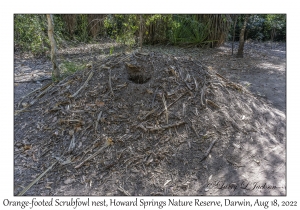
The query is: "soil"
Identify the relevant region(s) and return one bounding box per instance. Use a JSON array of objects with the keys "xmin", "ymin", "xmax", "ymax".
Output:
[{"xmin": 13, "ymin": 41, "xmax": 286, "ymax": 196}]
